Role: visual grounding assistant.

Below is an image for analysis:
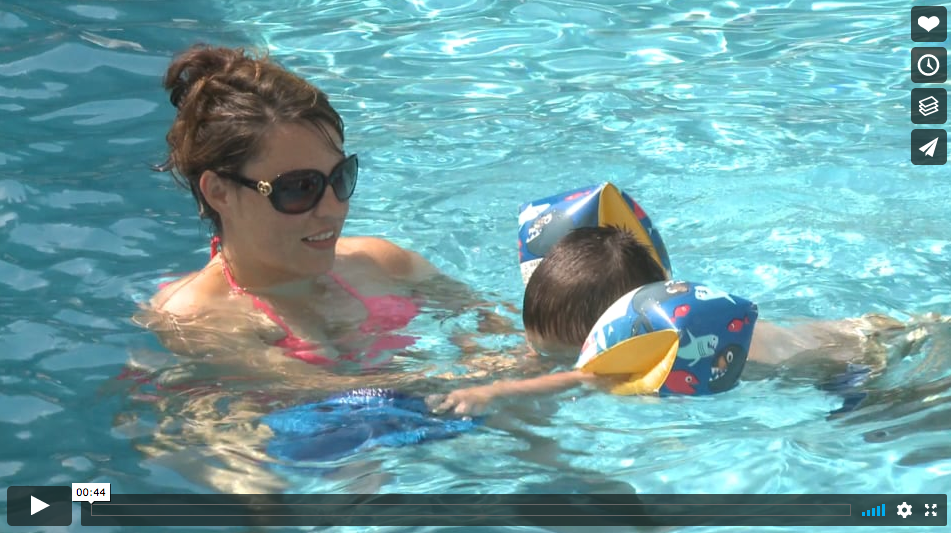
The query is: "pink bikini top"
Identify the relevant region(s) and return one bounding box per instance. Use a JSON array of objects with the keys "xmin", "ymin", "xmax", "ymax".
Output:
[{"xmin": 211, "ymin": 237, "xmax": 419, "ymax": 367}]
